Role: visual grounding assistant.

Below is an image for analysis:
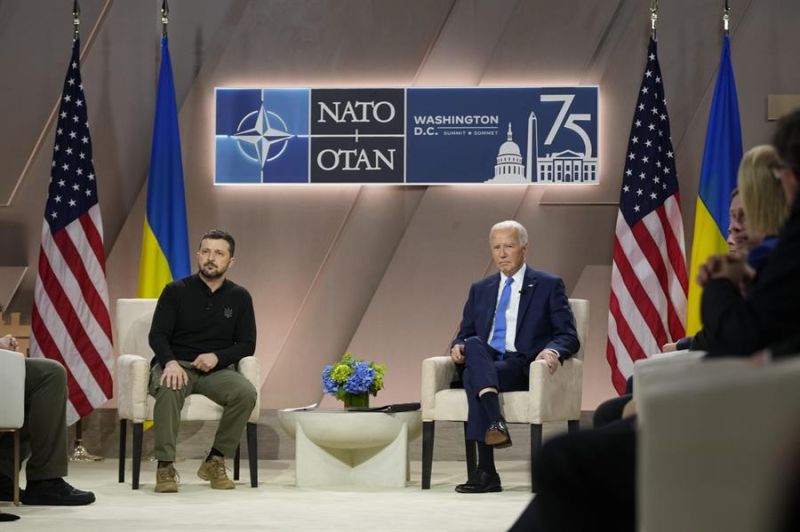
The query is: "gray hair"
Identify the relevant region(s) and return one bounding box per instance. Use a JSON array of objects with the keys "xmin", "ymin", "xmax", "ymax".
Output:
[{"xmin": 489, "ymin": 220, "xmax": 528, "ymax": 245}]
